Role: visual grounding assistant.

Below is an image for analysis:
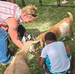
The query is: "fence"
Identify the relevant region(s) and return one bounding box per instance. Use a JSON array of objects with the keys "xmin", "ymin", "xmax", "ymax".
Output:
[
  {"xmin": 16, "ymin": 0, "xmax": 75, "ymax": 7},
  {"xmin": 39, "ymin": 0, "xmax": 75, "ymax": 7}
]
